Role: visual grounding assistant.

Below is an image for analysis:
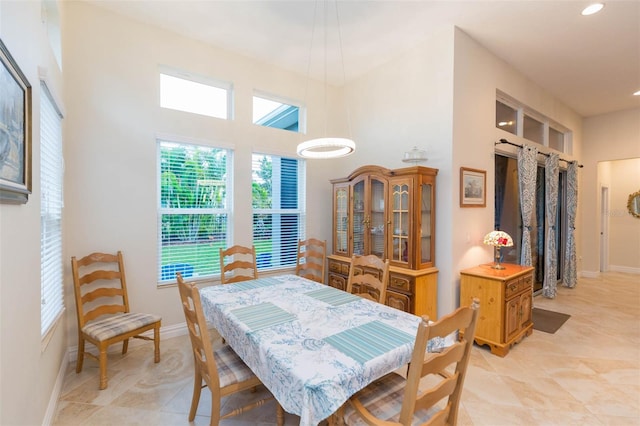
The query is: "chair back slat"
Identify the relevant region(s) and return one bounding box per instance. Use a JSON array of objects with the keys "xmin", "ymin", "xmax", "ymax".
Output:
[
  {"xmin": 78, "ymin": 269, "xmax": 122, "ymax": 286},
  {"xmin": 84, "ymin": 304, "xmax": 128, "ymax": 323},
  {"xmin": 295, "ymin": 239, "xmax": 326, "ymax": 283},
  {"xmin": 219, "ymin": 245, "xmax": 258, "ymax": 284},
  {"xmin": 81, "ymin": 287, "xmax": 125, "ymax": 304}
]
